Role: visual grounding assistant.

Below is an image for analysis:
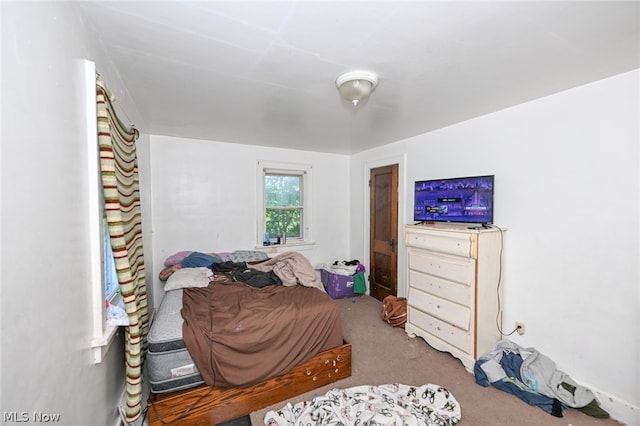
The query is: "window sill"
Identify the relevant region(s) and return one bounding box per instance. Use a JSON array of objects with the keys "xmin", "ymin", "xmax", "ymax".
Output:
[
  {"xmin": 255, "ymin": 241, "xmax": 316, "ymax": 253},
  {"xmin": 91, "ymin": 325, "xmax": 119, "ymax": 364}
]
